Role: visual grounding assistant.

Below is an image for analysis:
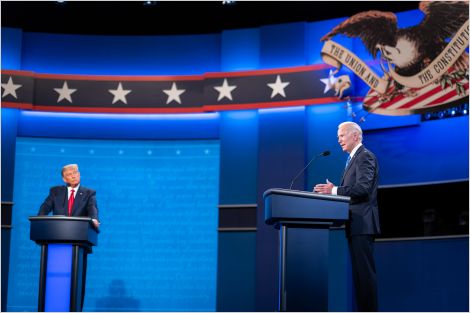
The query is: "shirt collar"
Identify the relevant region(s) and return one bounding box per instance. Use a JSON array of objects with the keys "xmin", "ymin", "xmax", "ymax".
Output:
[
  {"xmin": 67, "ymin": 185, "xmax": 80, "ymax": 192},
  {"xmin": 349, "ymin": 143, "xmax": 362, "ymax": 159}
]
